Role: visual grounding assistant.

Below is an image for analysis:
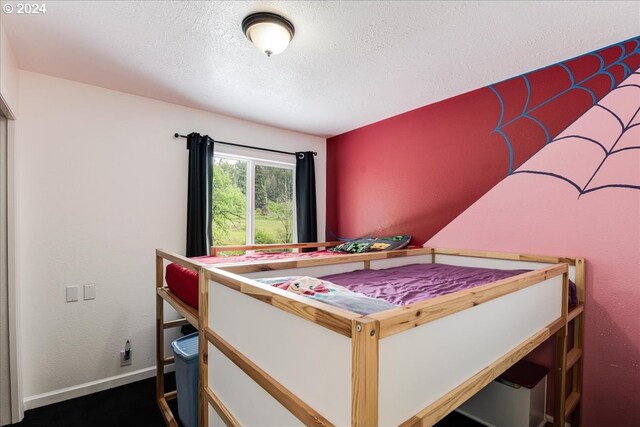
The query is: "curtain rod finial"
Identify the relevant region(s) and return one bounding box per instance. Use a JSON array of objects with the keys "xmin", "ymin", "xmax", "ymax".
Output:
[{"xmin": 174, "ymin": 133, "xmax": 180, "ymax": 138}]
